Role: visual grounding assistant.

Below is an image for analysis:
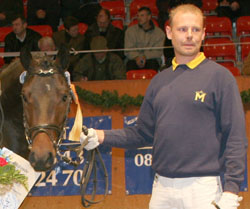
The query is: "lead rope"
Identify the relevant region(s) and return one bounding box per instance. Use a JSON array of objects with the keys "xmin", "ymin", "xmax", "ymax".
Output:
[{"xmin": 80, "ymin": 127, "xmax": 109, "ymax": 208}]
